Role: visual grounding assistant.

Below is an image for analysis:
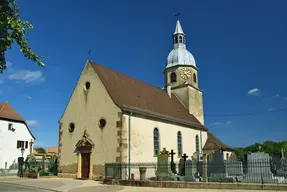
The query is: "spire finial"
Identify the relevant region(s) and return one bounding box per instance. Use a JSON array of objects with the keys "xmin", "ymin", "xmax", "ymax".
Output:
[
  {"xmin": 88, "ymin": 49, "xmax": 92, "ymax": 60},
  {"xmin": 175, "ymin": 12, "xmax": 180, "ymax": 20}
]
